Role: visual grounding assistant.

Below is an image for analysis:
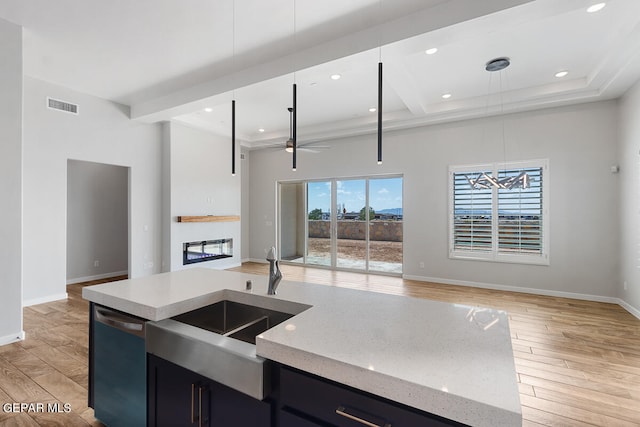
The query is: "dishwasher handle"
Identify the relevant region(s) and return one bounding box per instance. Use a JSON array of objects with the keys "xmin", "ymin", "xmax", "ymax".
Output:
[{"xmin": 94, "ymin": 306, "xmax": 146, "ymax": 337}]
